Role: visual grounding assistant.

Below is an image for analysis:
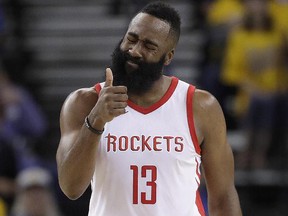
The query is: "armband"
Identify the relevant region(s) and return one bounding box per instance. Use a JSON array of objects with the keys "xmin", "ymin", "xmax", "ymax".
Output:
[{"xmin": 84, "ymin": 116, "xmax": 104, "ymax": 135}]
